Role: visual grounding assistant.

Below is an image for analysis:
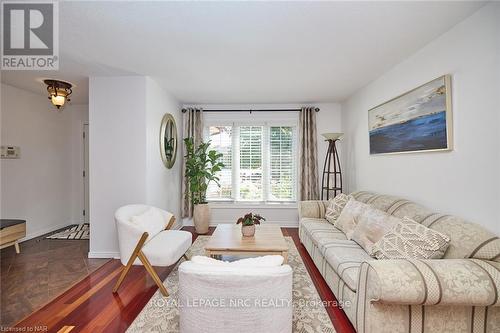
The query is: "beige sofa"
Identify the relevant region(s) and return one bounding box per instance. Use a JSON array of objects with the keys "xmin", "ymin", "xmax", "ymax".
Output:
[{"xmin": 298, "ymin": 191, "xmax": 500, "ymax": 333}]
